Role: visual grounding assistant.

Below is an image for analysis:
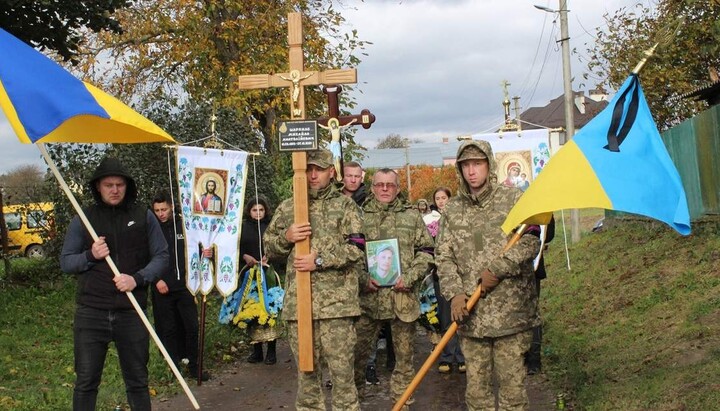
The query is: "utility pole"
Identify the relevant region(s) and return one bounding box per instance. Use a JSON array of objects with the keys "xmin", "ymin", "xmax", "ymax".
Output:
[
  {"xmin": 512, "ymin": 96, "xmax": 522, "ymax": 131},
  {"xmin": 534, "ymin": 1, "xmax": 580, "ymax": 243},
  {"xmin": 558, "ymin": 0, "xmax": 580, "ymax": 243},
  {"xmin": 404, "ymin": 140, "xmax": 412, "ymax": 200}
]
